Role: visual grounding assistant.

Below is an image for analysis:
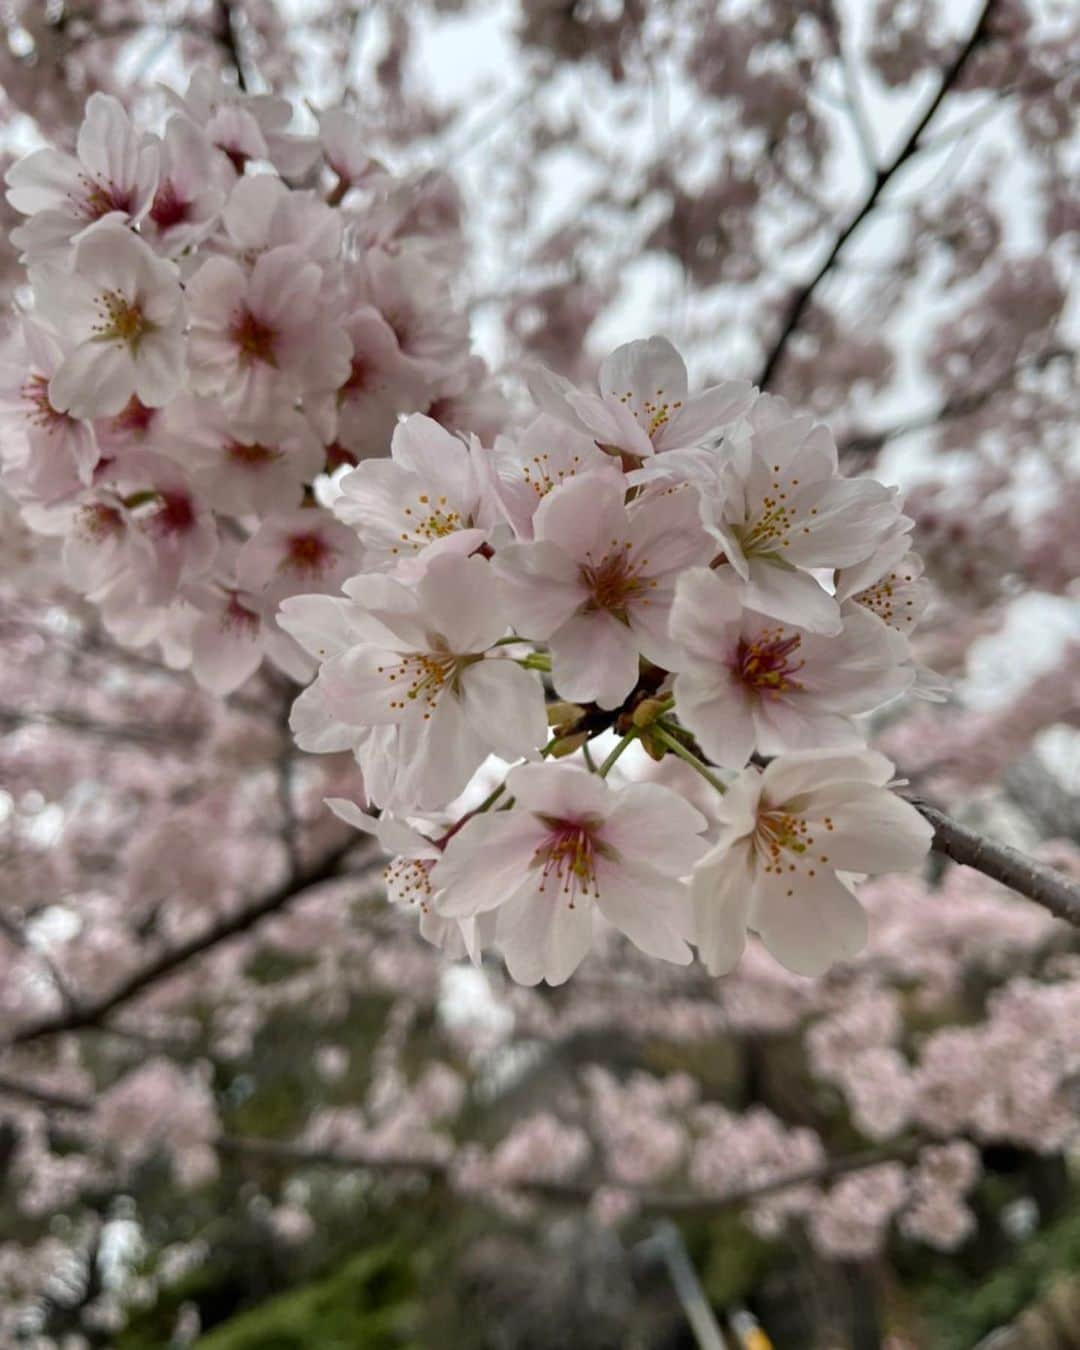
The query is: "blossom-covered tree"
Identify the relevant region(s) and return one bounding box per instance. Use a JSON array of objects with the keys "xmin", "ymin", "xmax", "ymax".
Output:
[{"xmin": 0, "ymin": 2, "xmax": 1077, "ymax": 1346}]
